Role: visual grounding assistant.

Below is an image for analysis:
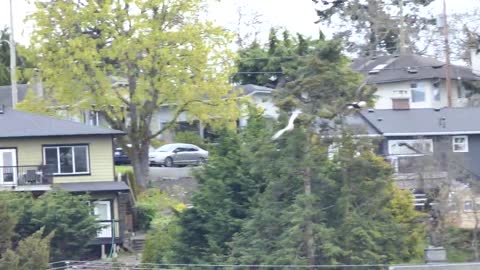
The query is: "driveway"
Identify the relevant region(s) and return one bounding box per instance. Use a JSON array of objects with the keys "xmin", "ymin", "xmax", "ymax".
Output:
[
  {"xmin": 148, "ymin": 166, "xmax": 201, "ymax": 203},
  {"xmin": 148, "ymin": 166, "xmax": 196, "ymax": 179}
]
